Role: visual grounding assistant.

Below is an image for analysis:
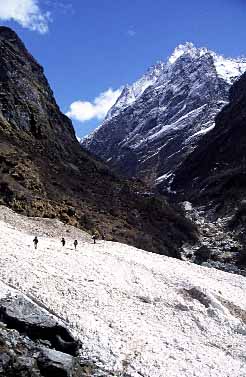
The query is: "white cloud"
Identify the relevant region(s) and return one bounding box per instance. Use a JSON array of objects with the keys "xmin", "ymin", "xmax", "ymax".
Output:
[
  {"xmin": 0, "ymin": 0, "xmax": 50, "ymax": 34},
  {"xmin": 127, "ymin": 29, "xmax": 136, "ymax": 37},
  {"xmin": 44, "ymin": 0, "xmax": 74, "ymax": 15},
  {"xmin": 66, "ymin": 88, "xmax": 122, "ymax": 123}
]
